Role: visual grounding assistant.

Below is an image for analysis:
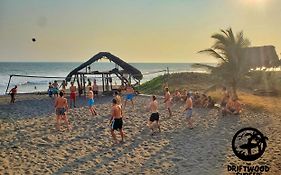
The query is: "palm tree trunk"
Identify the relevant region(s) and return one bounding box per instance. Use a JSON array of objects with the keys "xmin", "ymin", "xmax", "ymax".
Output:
[{"xmin": 232, "ymin": 79, "xmax": 238, "ymax": 98}]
